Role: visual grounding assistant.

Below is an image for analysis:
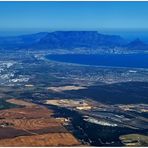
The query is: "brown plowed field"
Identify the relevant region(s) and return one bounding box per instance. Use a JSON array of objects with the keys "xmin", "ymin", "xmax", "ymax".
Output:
[
  {"xmin": 0, "ymin": 105, "xmax": 53, "ymax": 119},
  {"xmin": 0, "ymin": 133, "xmax": 80, "ymax": 147},
  {"xmin": 0, "ymin": 118, "xmax": 61, "ymax": 130},
  {"xmin": 0, "ymin": 127, "xmax": 30, "ymax": 139},
  {"xmin": 0, "ymin": 99, "xmax": 81, "ymax": 146}
]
